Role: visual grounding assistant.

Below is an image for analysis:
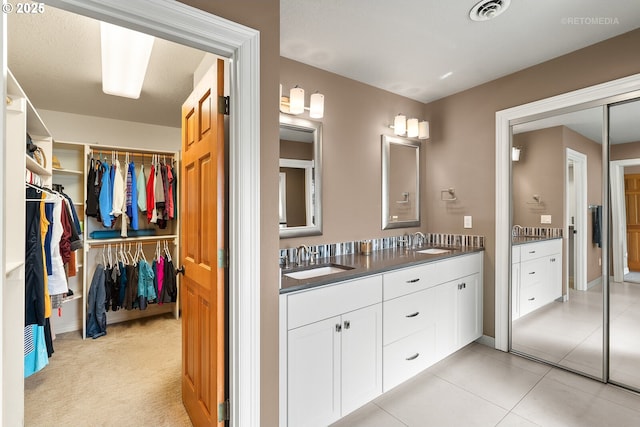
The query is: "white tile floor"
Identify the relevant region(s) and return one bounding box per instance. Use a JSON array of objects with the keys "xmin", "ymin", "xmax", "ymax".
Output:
[{"xmin": 330, "ymin": 342, "xmax": 640, "ymax": 427}]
